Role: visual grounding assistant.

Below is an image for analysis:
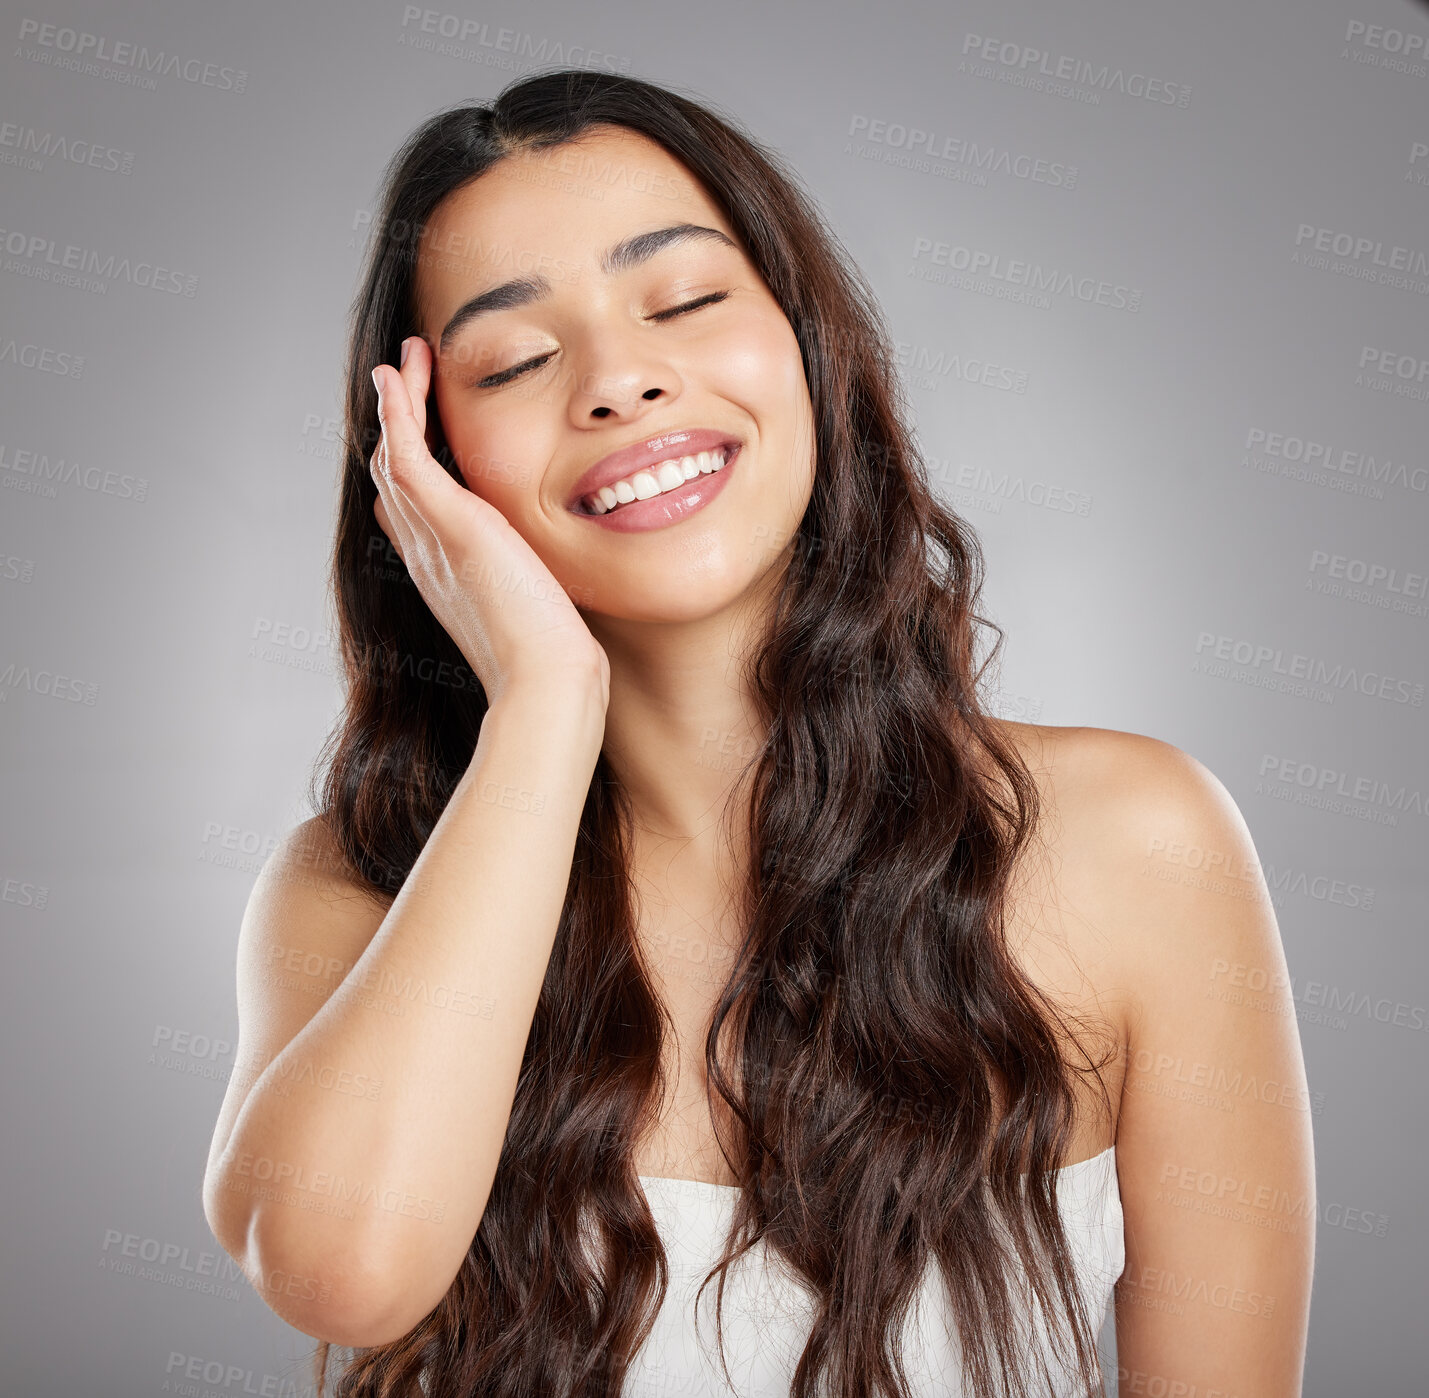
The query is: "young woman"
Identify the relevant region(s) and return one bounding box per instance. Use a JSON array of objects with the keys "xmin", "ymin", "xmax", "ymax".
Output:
[{"xmin": 202, "ymin": 69, "xmax": 1315, "ymax": 1398}]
